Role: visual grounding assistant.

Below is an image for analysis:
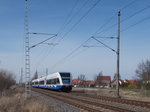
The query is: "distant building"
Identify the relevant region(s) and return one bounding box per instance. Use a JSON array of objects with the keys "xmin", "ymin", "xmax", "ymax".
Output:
[
  {"xmin": 111, "ymin": 79, "xmax": 124, "ymax": 87},
  {"xmin": 84, "ymin": 80, "xmax": 95, "ymax": 87},
  {"xmin": 111, "ymin": 79, "xmax": 137, "ymax": 88},
  {"xmin": 125, "ymin": 80, "xmax": 136, "ymax": 84},
  {"xmin": 96, "ymin": 76, "xmax": 111, "ymax": 88},
  {"xmin": 72, "ymin": 79, "xmax": 80, "ymax": 87},
  {"xmin": 72, "ymin": 79, "xmax": 95, "ymax": 87}
]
